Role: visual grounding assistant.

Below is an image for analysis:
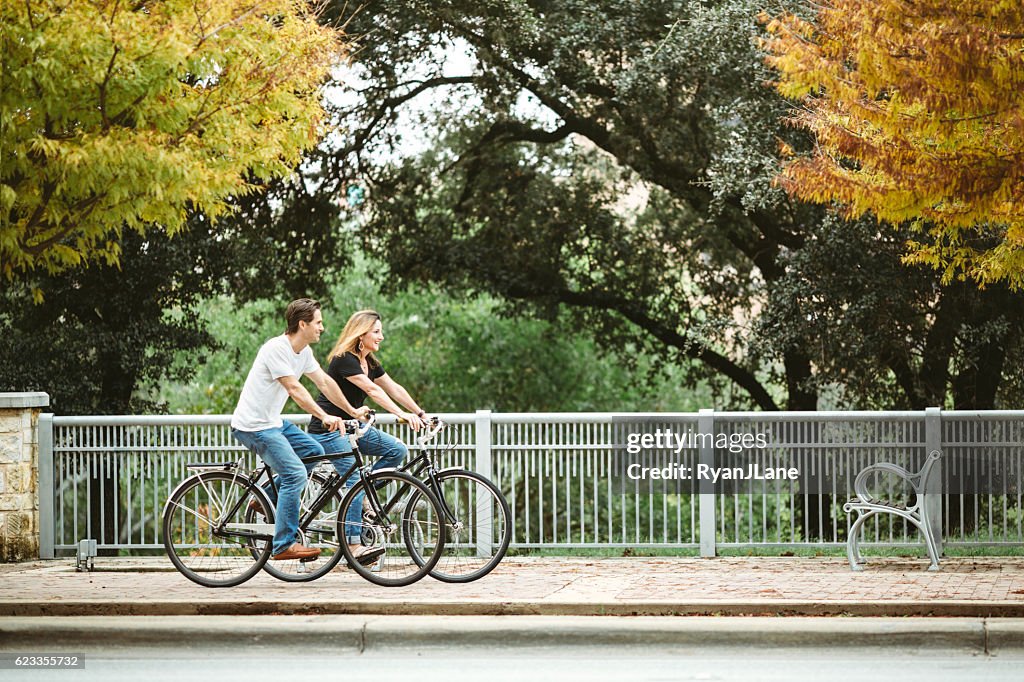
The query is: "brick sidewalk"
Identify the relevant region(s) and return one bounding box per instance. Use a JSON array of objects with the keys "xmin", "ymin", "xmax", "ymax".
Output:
[{"xmin": 2, "ymin": 556, "xmax": 1024, "ymax": 617}]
